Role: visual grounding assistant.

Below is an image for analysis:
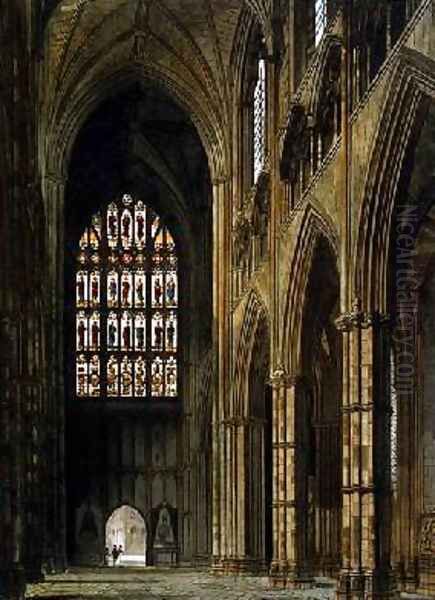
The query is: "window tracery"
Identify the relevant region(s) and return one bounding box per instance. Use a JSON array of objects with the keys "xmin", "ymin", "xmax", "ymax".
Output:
[{"xmin": 75, "ymin": 194, "xmax": 178, "ymax": 399}]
